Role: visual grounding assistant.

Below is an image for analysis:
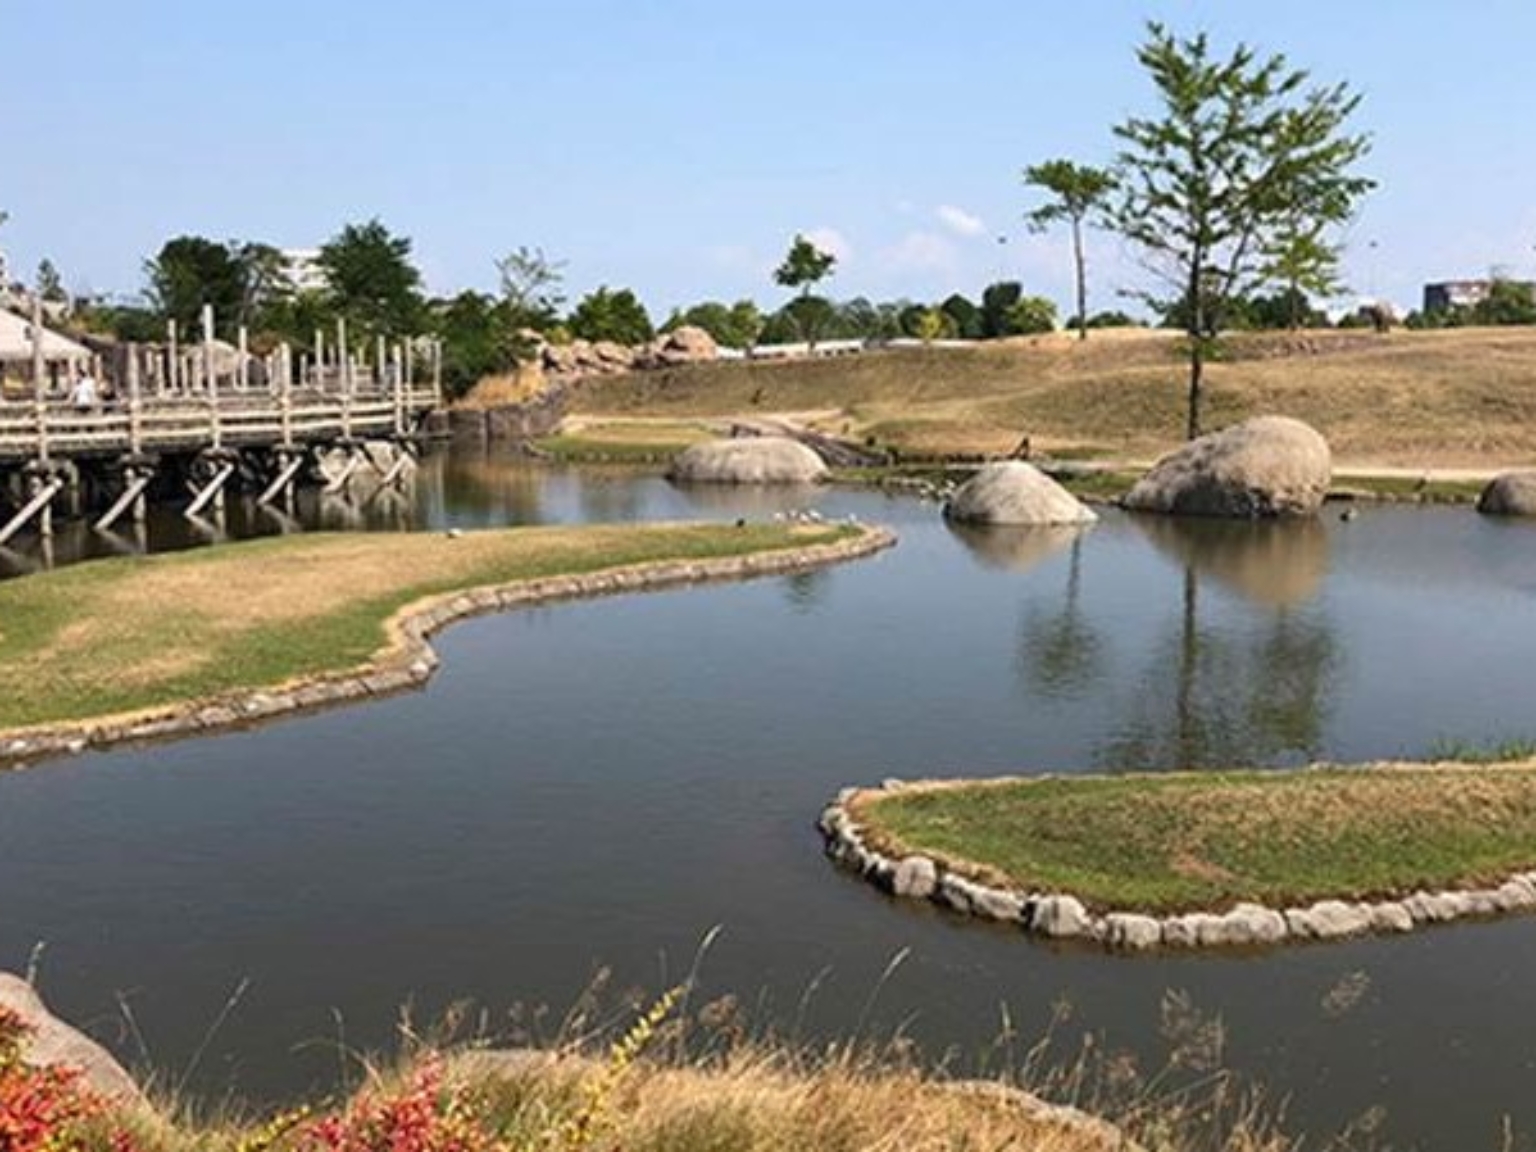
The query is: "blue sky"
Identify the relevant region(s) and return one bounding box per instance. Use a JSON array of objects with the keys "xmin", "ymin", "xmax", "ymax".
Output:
[{"xmin": 5, "ymin": 1, "xmax": 1535, "ymax": 317}]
